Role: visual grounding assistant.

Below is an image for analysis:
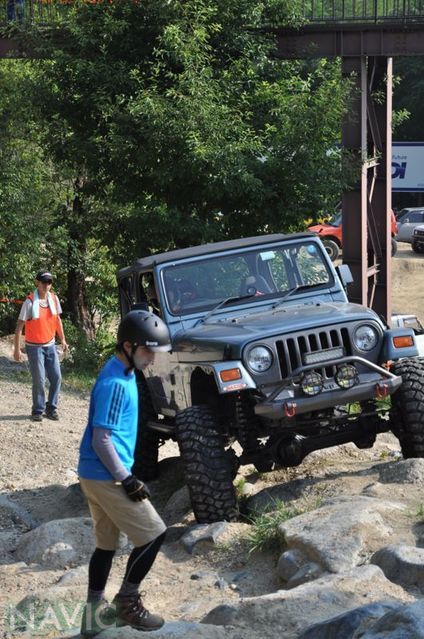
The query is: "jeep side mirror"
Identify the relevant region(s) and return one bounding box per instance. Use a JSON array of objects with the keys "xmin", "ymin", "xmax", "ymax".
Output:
[{"xmin": 336, "ymin": 264, "xmax": 354, "ymax": 287}]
